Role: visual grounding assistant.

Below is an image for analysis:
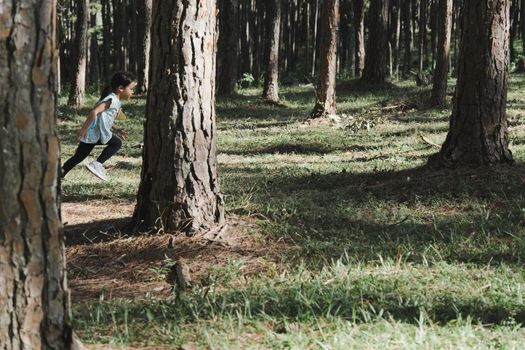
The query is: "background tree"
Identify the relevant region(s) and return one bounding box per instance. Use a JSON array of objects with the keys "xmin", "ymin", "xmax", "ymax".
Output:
[
  {"xmin": 0, "ymin": 1, "xmax": 77, "ymax": 348},
  {"xmin": 68, "ymin": 0, "xmax": 89, "ymax": 106},
  {"xmin": 136, "ymin": 0, "xmax": 152, "ymax": 94},
  {"xmin": 311, "ymin": 0, "xmax": 340, "ymax": 117},
  {"xmin": 354, "ymin": 0, "xmax": 366, "ymax": 77},
  {"xmin": 431, "ymin": 0, "xmax": 453, "ymax": 106},
  {"xmin": 429, "ymin": 0, "xmax": 513, "ymax": 166},
  {"xmin": 362, "ymin": 0, "xmax": 390, "ymax": 83},
  {"xmin": 418, "ymin": 0, "xmax": 429, "ymax": 72},
  {"xmin": 133, "ymin": 0, "xmax": 225, "ymax": 233},
  {"xmin": 262, "ymin": 0, "xmax": 282, "ymax": 102},
  {"xmin": 217, "ymin": 0, "xmax": 239, "ymax": 96},
  {"xmin": 402, "ymin": 0, "xmax": 414, "ymax": 76}
]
